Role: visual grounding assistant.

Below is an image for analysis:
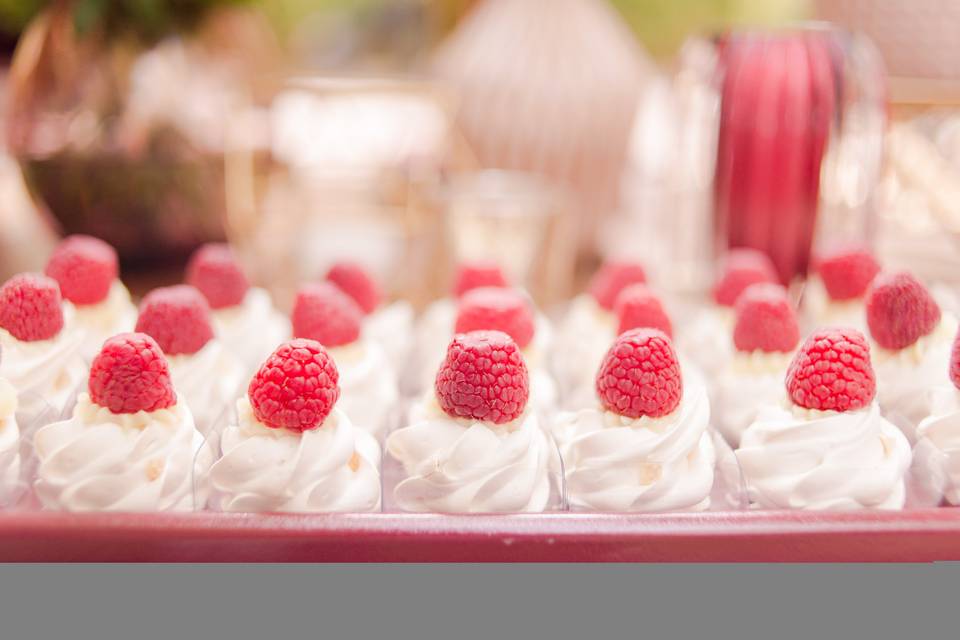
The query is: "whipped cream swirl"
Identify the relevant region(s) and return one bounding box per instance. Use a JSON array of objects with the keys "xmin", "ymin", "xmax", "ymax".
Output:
[
  {"xmin": 801, "ymin": 277, "xmax": 867, "ymax": 333},
  {"xmin": 553, "ymin": 383, "xmax": 715, "ymax": 512},
  {"xmin": 715, "ymin": 350, "xmax": 793, "ymax": 446},
  {"xmin": 167, "ymin": 339, "xmax": 245, "ymax": 434},
  {"xmin": 74, "ymin": 280, "xmax": 138, "ymax": 358},
  {"xmin": 915, "ymin": 385, "xmax": 960, "ymax": 505},
  {"xmin": 330, "ymin": 340, "xmax": 399, "ymax": 438},
  {"xmin": 736, "ymin": 401, "xmax": 911, "ymax": 510},
  {"xmin": 873, "ymin": 316, "xmax": 957, "ymax": 439},
  {"xmin": 551, "ymin": 295, "xmax": 616, "ymax": 410},
  {"xmin": 677, "ymin": 306, "xmax": 734, "ymax": 377},
  {"xmin": 210, "ymin": 399, "xmax": 381, "ymax": 512},
  {"xmin": 0, "ymin": 378, "xmax": 22, "ymax": 505},
  {"xmin": 0, "ymin": 304, "xmax": 86, "ymax": 419},
  {"xmin": 33, "ymin": 393, "xmax": 206, "ymax": 511},
  {"xmin": 211, "ymin": 287, "xmax": 290, "ymax": 370},
  {"xmin": 364, "ymin": 301, "xmax": 414, "ymax": 372},
  {"xmin": 387, "ymin": 397, "xmax": 556, "ymax": 513}
]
